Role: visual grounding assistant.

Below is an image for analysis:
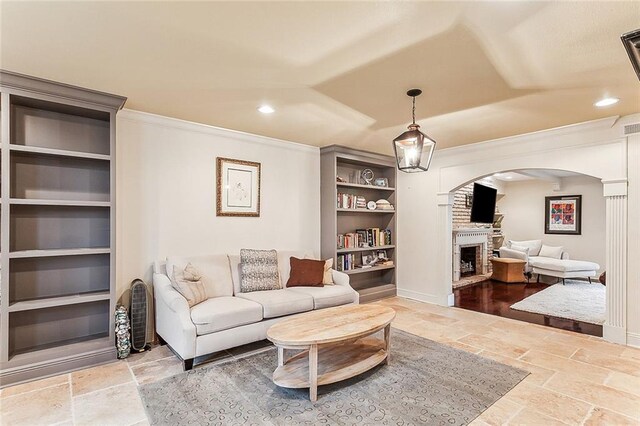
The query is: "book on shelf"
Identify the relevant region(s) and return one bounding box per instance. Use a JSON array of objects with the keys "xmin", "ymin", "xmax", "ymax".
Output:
[
  {"xmin": 337, "ymin": 193, "xmax": 367, "ymax": 209},
  {"xmin": 336, "ymin": 228, "xmax": 392, "ymax": 249}
]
